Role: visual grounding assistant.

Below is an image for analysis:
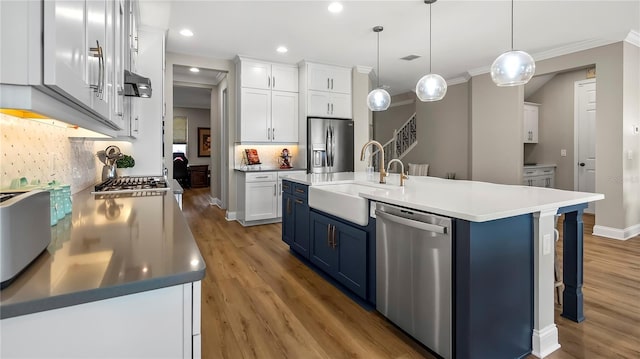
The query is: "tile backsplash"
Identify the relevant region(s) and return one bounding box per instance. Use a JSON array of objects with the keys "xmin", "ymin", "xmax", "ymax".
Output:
[{"xmin": 0, "ymin": 113, "xmax": 99, "ymax": 193}]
